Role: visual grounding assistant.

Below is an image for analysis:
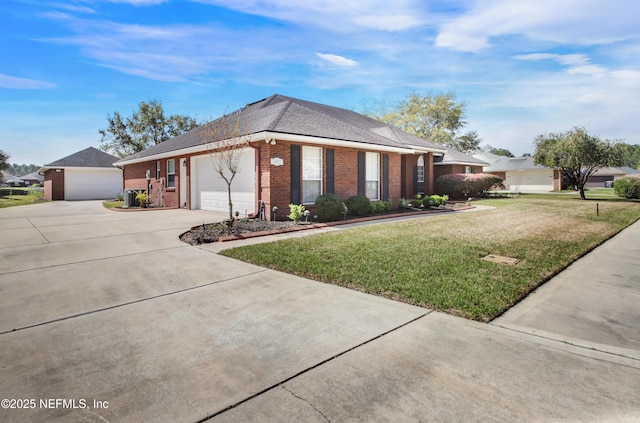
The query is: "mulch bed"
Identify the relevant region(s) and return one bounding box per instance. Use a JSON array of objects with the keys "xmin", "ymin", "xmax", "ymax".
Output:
[{"xmin": 180, "ymin": 204, "xmax": 475, "ymax": 245}]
